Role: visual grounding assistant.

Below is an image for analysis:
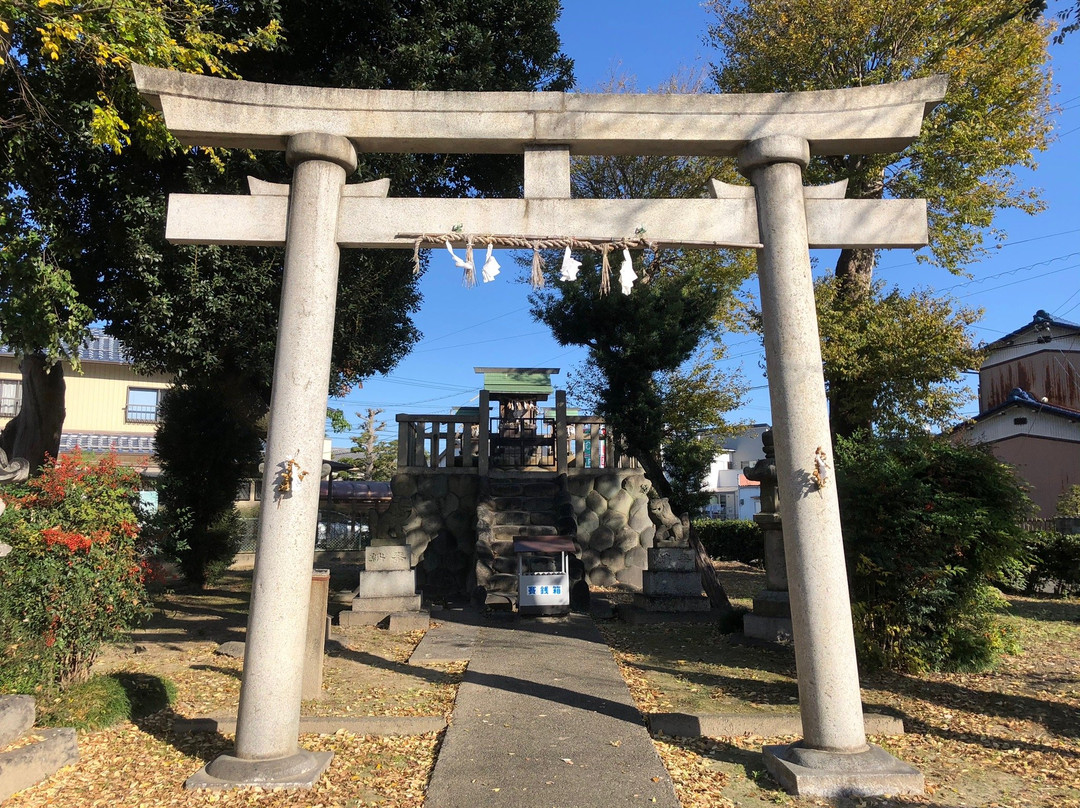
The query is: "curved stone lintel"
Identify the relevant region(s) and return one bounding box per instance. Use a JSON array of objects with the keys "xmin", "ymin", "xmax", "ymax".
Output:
[{"xmin": 132, "ymin": 64, "xmax": 947, "ymax": 157}]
